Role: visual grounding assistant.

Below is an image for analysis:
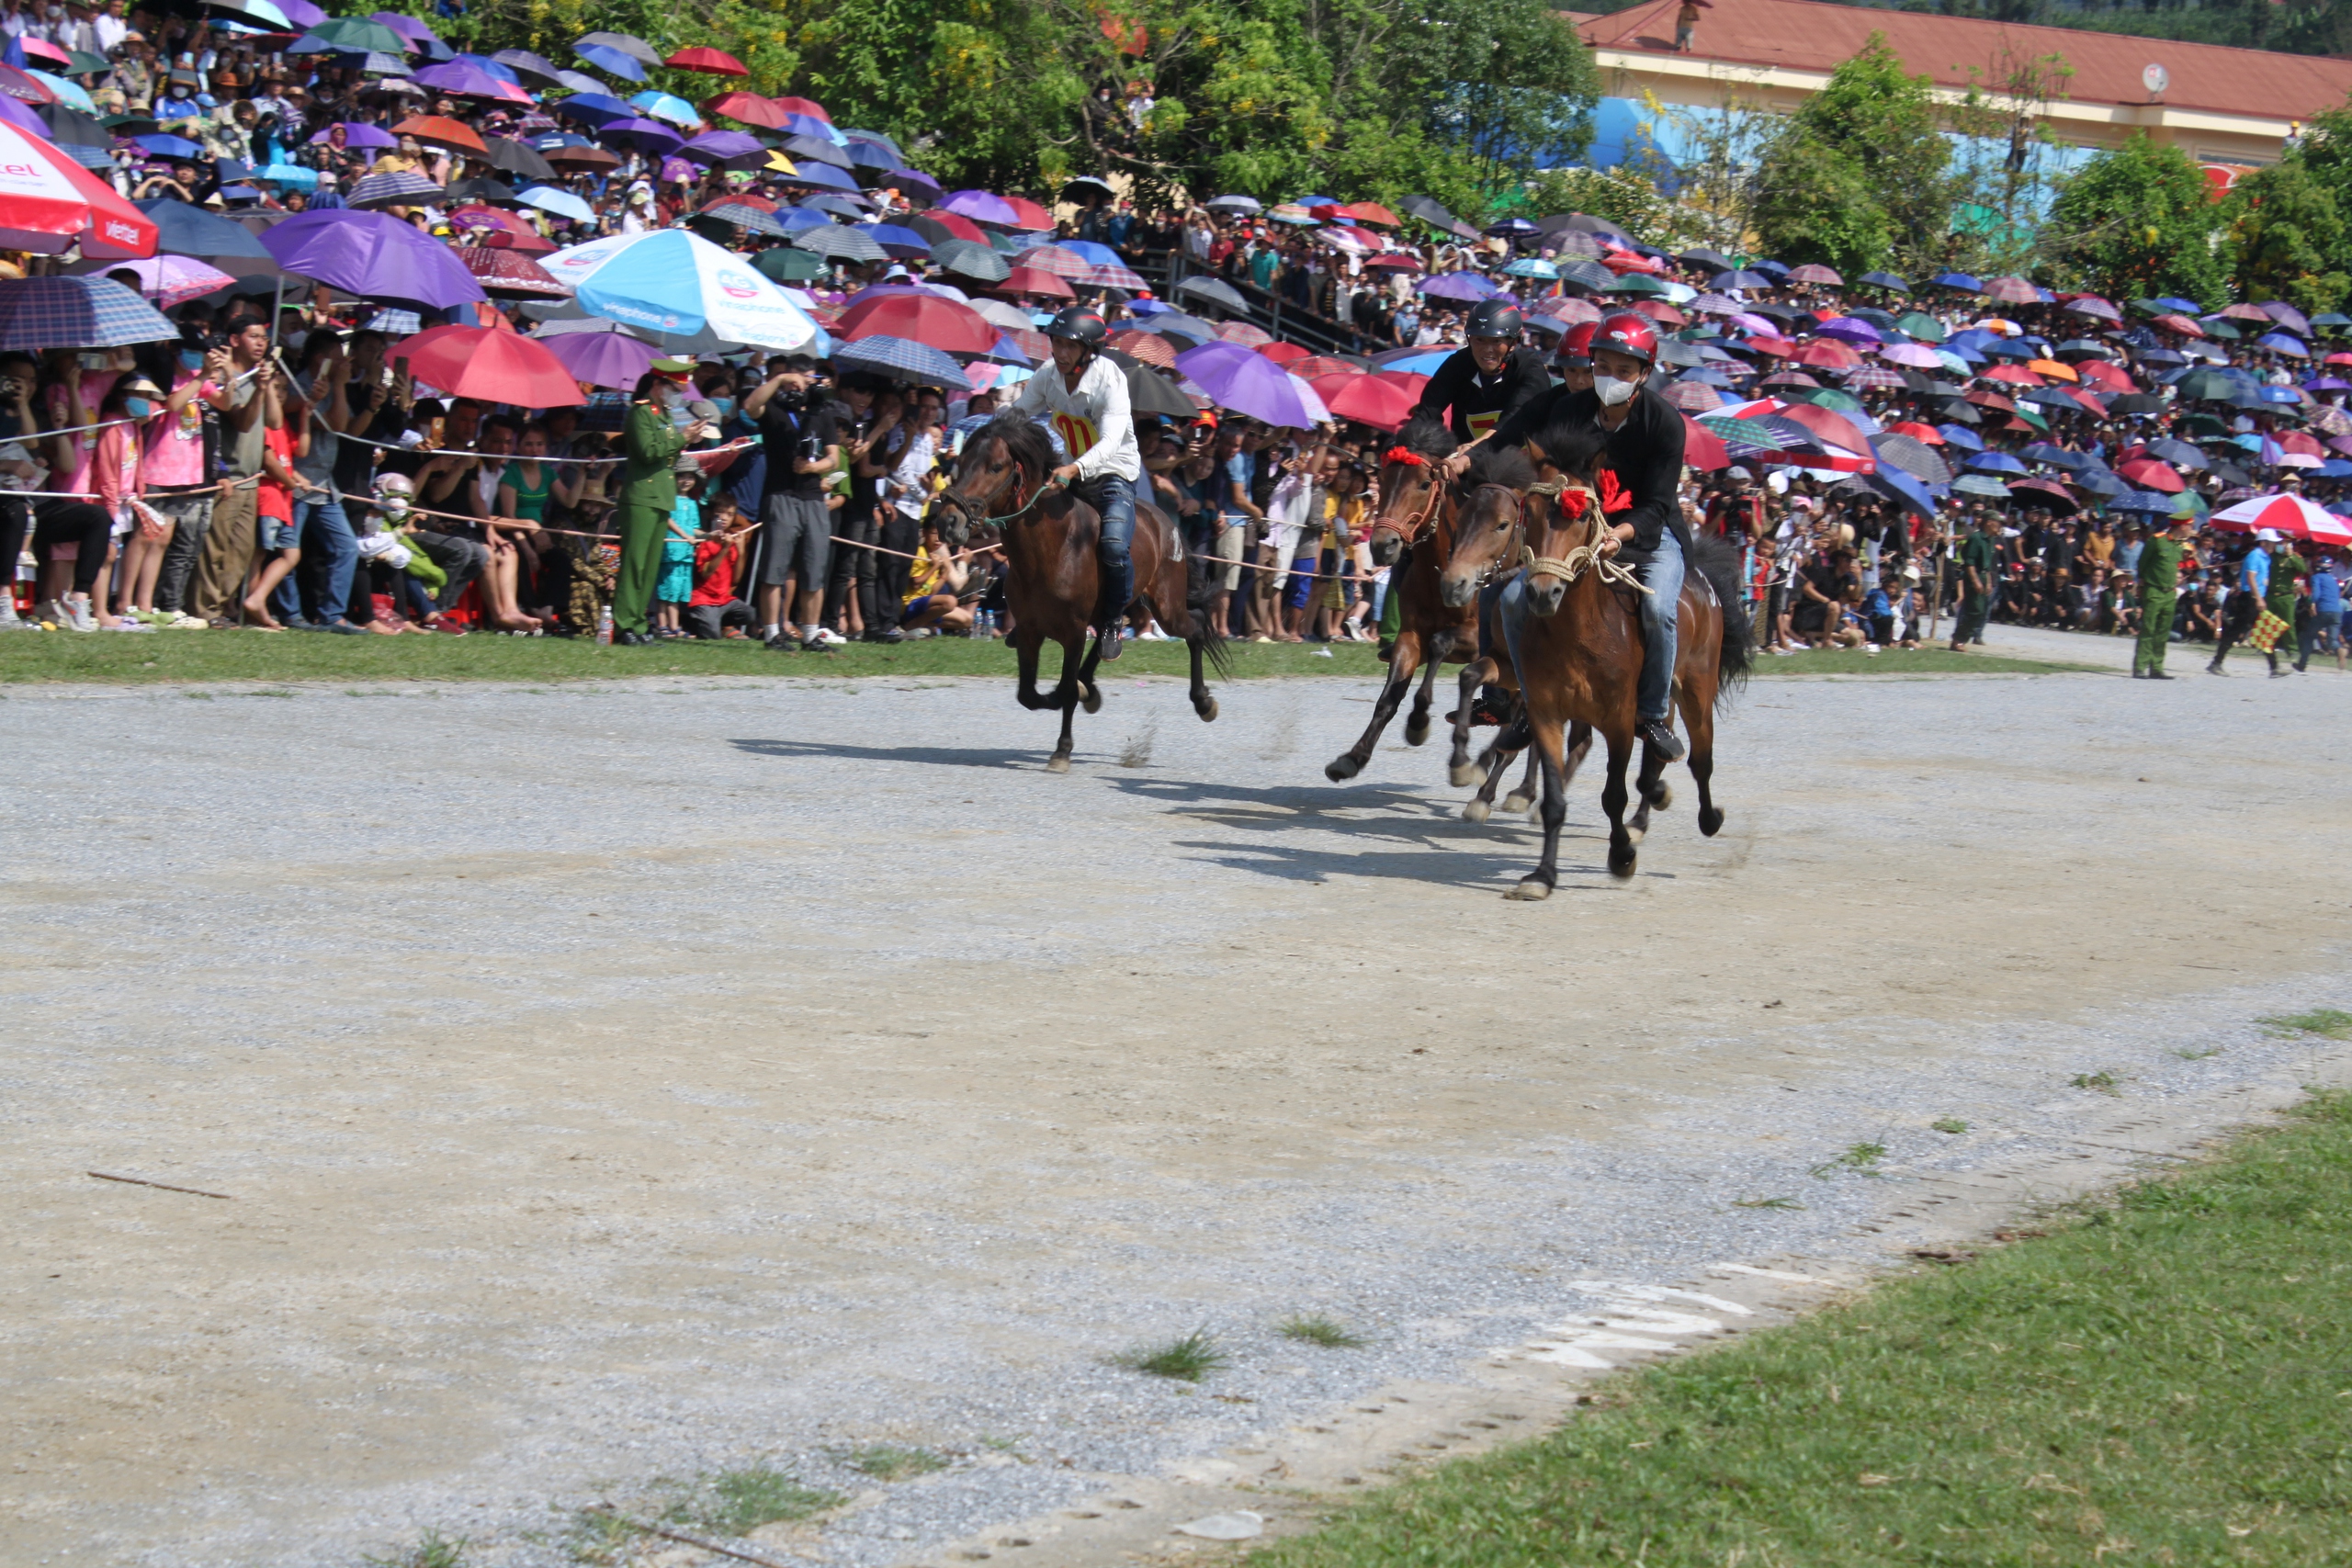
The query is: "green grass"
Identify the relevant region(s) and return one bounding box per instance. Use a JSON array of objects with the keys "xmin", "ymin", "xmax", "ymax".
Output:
[
  {"xmin": 833, "ymin": 1444, "xmax": 950, "ymax": 1482},
  {"xmin": 1809, "ymin": 1141, "xmax": 1888, "ymax": 1179},
  {"xmin": 363, "ymin": 1529, "xmax": 465, "ymax": 1568},
  {"xmin": 0, "ymin": 630, "xmax": 2082, "ymax": 685},
  {"xmin": 1116, "ymin": 1329, "xmax": 1229, "ymax": 1382},
  {"xmin": 1252, "ymin": 1091, "xmax": 2352, "ymax": 1568},
  {"xmin": 678, "ymin": 1468, "xmax": 842, "ymax": 1537},
  {"xmin": 2070, "ymin": 1070, "xmax": 2121, "ymax": 1095},
  {"xmin": 1277, "ymin": 1314, "xmax": 1369, "ymax": 1349},
  {"xmin": 2261, "ymin": 1009, "xmax": 2352, "ymax": 1041},
  {"xmin": 1754, "ymin": 645, "xmax": 2094, "ymax": 677},
  {"xmin": 1930, "ymin": 1117, "xmax": 1970, "ymax": 1135},
  {"xmin": 1731, "ymin": 1195, "xmax": 1804, "ymax": 1211}
]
